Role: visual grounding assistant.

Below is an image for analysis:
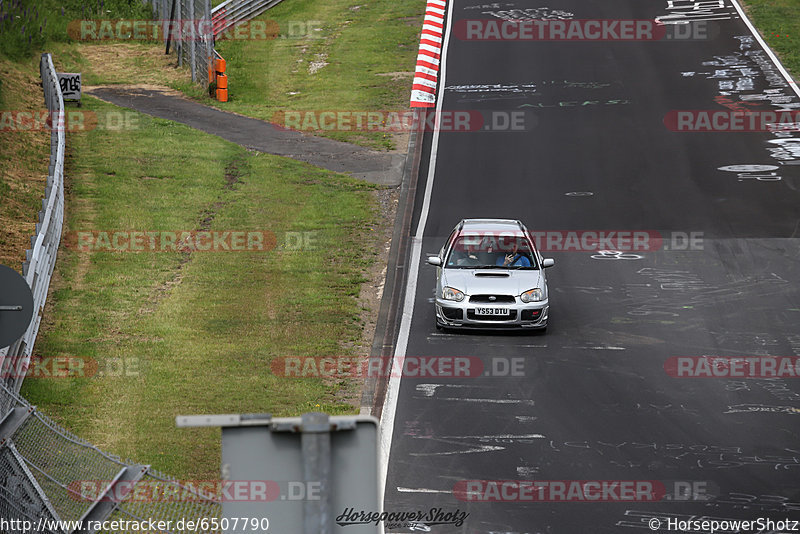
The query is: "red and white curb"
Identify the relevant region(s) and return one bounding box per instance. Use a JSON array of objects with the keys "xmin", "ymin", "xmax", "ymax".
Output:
[{"xmin": 410, "ymin": 0, "xmax": 447, "ymax": 107}]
